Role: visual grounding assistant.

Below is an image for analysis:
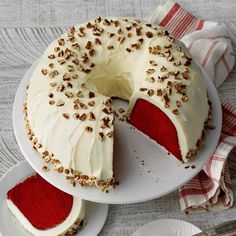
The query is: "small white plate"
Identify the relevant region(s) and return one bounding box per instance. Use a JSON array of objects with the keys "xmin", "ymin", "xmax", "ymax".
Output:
[
  {"xmin": 12, "ymin": 60, "xmax": 222, "ymax": 204},
  {"xmin": 132, "ymin": 219, "xmax": 202, "ymax": 236},
  {"xmin": 0, "ymin": 161, "xmax": 108, "ymax": 236}
]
